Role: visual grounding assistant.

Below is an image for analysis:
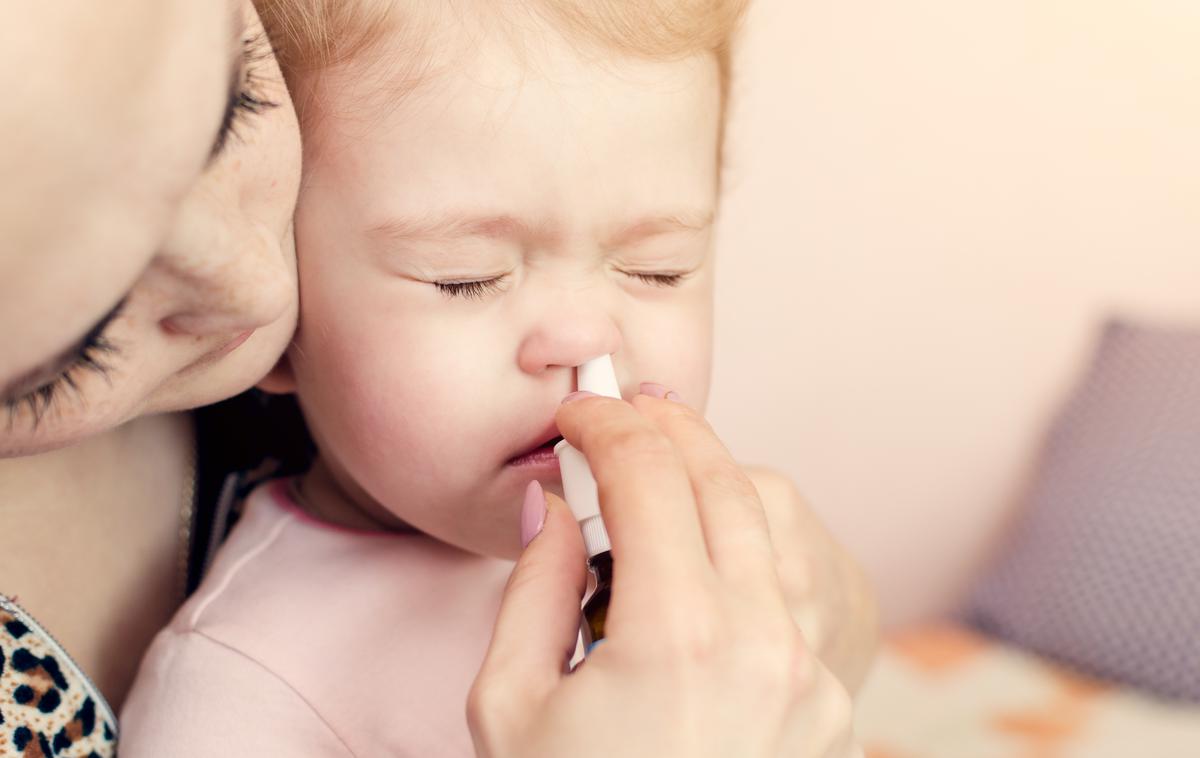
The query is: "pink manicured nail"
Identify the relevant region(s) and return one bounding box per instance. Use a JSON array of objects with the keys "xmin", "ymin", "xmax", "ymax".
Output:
[
  {"xmin": 640, "ymin": 382, "xmax": 670, "ymax": 399},
  {"xmin": 640, "ymin": 382, "xmax": 684, "ymax": 403},
  {"xmin": 561, "ymin": 390, "xmax": 597, "ymax": 404},
  {"xmin": 521, "ymin": 480, "xmax": 547, "ymax": 548}
]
